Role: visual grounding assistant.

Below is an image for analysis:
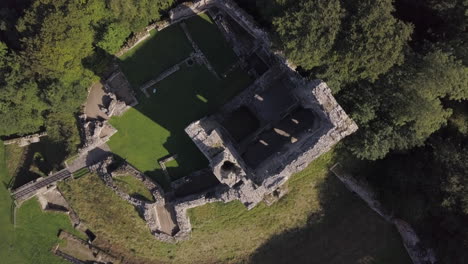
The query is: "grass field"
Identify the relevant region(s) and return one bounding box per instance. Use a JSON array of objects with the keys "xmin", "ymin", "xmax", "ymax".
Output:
[
  {"xmin": 56, "ymin": 151, "xmax": 411, "ymax": 263},
  {"xmin": 0, "ymin": 141, "xmax": 80, "ymax": 264},
  {"xmin": 186, "ymin": 13, "xmax": 238, "ymax": 74},
  {"xmin": 114, "ymin": 175, "xmax": 155, "ymax": 202},
  {"xmin": 108, "ymin": 64, "xmax": 251, "ymax": 185},
  {"xmin": 4, "ymin": 144, "xmax": 26, "ymax": 179},
  {"xmin": 119, "ymin": 24, "xmax": 193, "ymax": 87}
]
